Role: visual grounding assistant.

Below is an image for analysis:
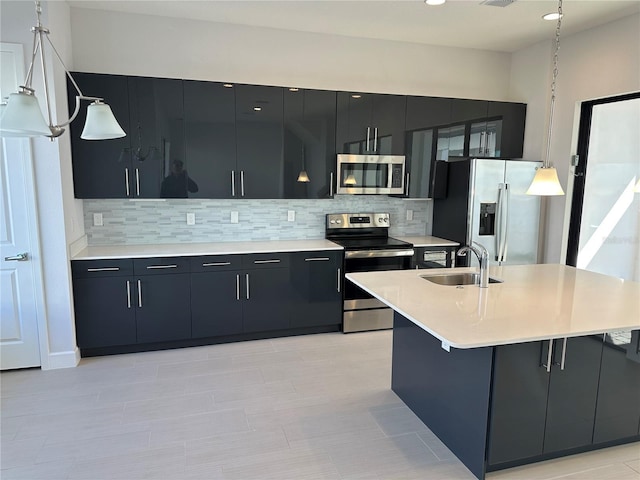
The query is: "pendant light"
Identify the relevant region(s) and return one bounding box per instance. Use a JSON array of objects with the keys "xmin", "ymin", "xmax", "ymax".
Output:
[
  {"xmin": 0, "ymin": 1, "xmax": 125, "ymax": 140},
  {"xmin": 527, "ymin": 0, "xmax": 565, "ymax": 196},
  {"xmin": 297, "ymin": 145, "xmax": 310, "ymax": 183}
]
